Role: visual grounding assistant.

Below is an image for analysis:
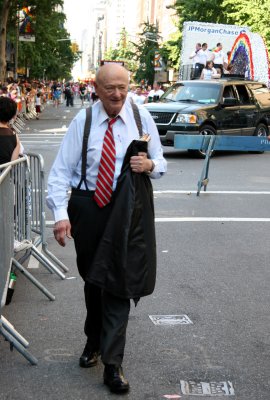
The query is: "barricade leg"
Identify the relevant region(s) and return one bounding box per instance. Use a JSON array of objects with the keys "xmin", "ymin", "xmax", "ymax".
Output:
[
  {"xmin": 12, "ymin": 258, "xmax": 55, "ymax": 301},
  {"xmin": 1, "ymin": 316, "xmax": 29, "ymax": 348},
  {"xmin": 0, "ymin": 321, "xmax": 38, "ymax": 365},
  {"xmin": 197, "ymin": 135, "xmax": 216, "ymax": 196},
  {"xmin": 42, "ymin": 243, "xmax": 69, "ymax": 273},
  {"xmin": 30, "ymin": 245, "xmax": 66, "ymax": 280}
]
